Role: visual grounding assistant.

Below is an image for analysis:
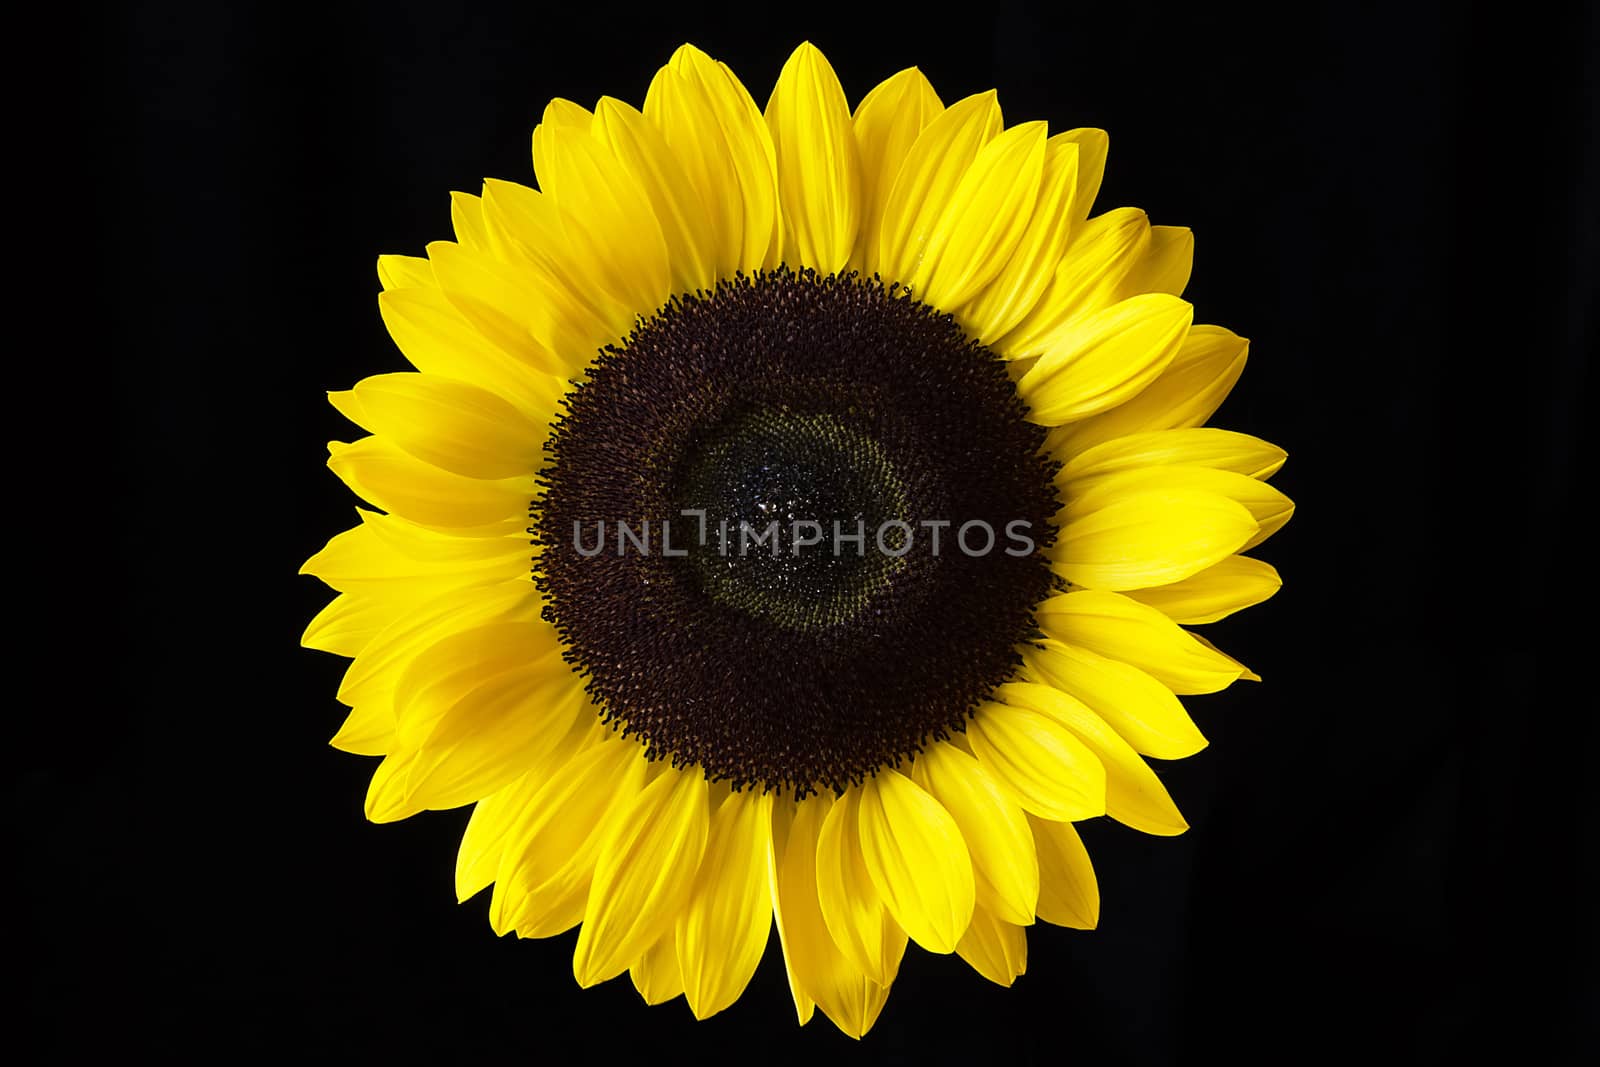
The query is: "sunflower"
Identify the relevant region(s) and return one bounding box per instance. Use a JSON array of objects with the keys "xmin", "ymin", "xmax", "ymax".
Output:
[{"xmin": 301, "ymin": 42, "xmax": 1292, "ymax": 1037}]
